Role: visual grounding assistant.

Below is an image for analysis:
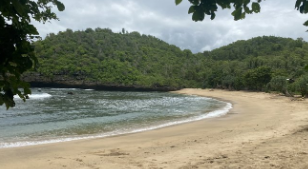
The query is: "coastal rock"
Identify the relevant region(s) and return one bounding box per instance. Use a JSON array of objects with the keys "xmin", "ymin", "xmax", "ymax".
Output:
[{"xmin": 22, "ymin": 73, "xmax": 180, "ymax": 91}]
